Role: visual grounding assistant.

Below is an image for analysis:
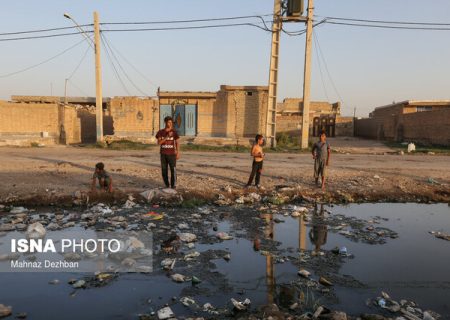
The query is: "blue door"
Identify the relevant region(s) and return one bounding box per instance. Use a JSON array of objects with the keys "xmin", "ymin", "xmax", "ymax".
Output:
[
  {"xmin": 173, "ymin": 105, "xmax": 185, "ymax": 136},
  {"xmin": 159, "ymin": 104, "xmax": 172, "ymax": 130},
  {"xmin": 185, "ymin": 104, "xmax": 197, "ymax": 136}
]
